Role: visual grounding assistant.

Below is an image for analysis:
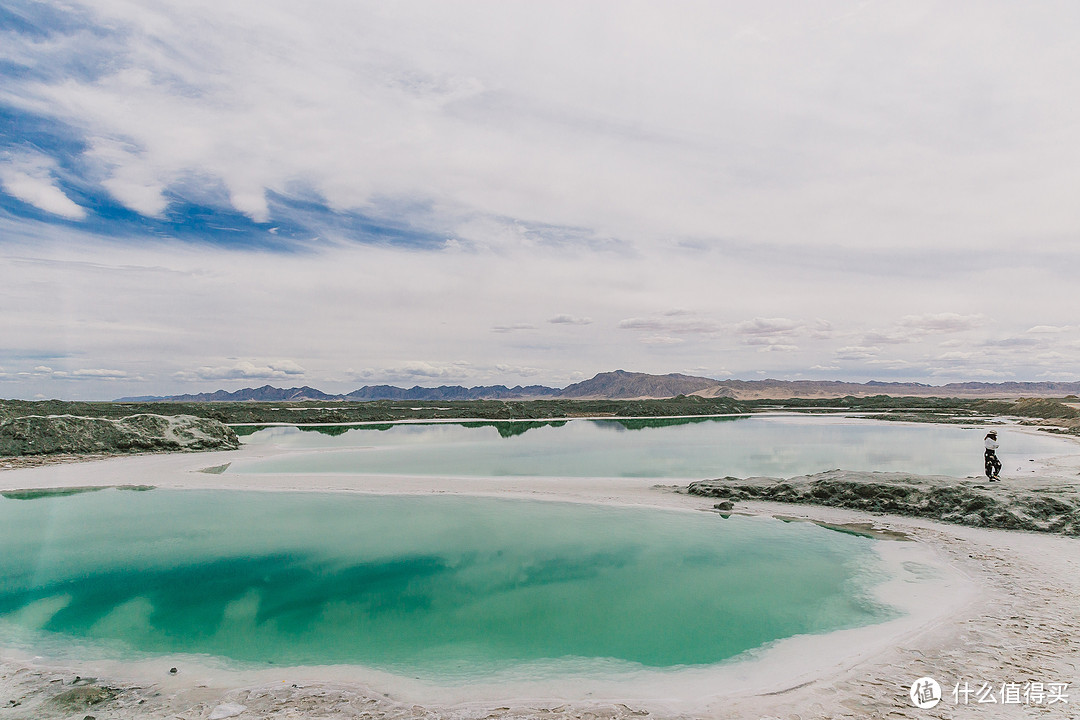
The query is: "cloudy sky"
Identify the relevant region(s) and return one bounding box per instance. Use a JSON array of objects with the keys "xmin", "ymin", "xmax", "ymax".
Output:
[{"xmin": 2, "ymin": 1, "xmax": 1079, "ymax": 399}]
